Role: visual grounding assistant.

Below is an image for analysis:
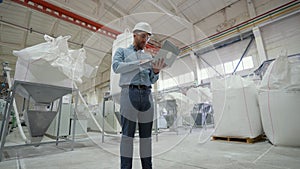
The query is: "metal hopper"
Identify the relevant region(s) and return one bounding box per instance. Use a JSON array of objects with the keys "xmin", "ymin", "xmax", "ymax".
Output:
[
  {"xmin": 14, "ymin": 81, "xmax": 73, "ymax": 143},
  {"xmin": 24, "ymin": 110, "xmax": 58, "ymax": 143}
]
